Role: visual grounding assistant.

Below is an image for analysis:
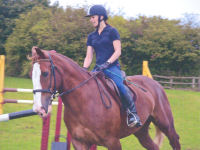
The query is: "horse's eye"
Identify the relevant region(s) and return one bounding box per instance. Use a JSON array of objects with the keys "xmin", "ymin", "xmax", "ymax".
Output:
[{"xmin": 42, "ymin": 72, "xmax": 48, "ymax": 77}]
